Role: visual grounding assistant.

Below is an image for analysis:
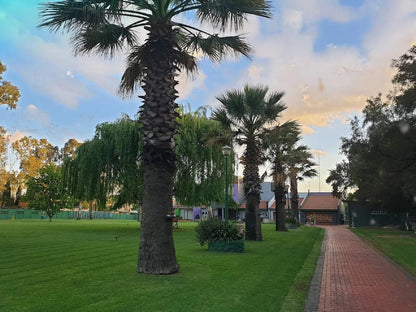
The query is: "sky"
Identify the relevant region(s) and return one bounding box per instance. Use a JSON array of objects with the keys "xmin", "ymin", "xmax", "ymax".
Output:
[{"xmin": 0, "ymin": 0, "xmax": 415, "ymax": 193}]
